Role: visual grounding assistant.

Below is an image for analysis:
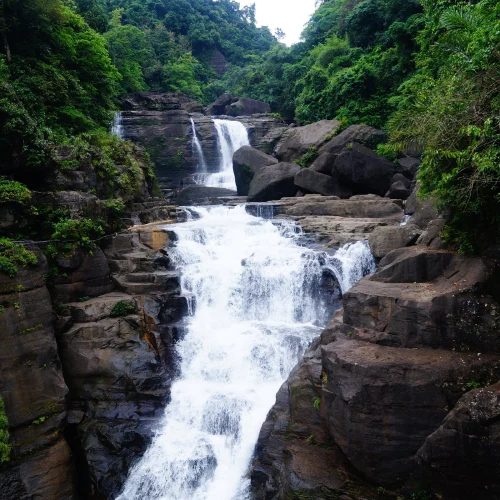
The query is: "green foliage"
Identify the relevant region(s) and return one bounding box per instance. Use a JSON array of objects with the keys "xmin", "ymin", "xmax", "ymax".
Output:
[
  {"xmin": 32, "ymin": 416, "xmax": 47, "ymax": 425},
  {"xmin": 296, "ymin": 147, "xmax": 319, "ymax": 168},
  {"xmin": 389, "ymin": 0, "xmax": 500, "ymax": 253},
  {"xmin": 110, "ymin": 300, "xmax": 136, "ymax": 317},
  {"xmin": 0, "ymin": 238, "xmax": 38, "ymax": 278},
  {"xmin": 375, "ymin": 143, "xmax": 398, "ymax": 162},
  {"xmin": 47, "ymin": 218, "xmax": 105, "ymax": 256},
  {"xmin": 466, "ymin": 381, "xmax": 482, "ymax": 389},
  {"xmin": 0, "ymin": 397, "xmax": 10, "ymax": 463},
  {"xmin": 0, "ymin": 179, "xmax": 31, "ymax": 203},
  {"xmin": 0, "ymin": 0, "xmax": 120, "ymax": 175},
  {"xmin": 313, "ymin": 398, "xmax": 321, "ymax": 410}
]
